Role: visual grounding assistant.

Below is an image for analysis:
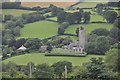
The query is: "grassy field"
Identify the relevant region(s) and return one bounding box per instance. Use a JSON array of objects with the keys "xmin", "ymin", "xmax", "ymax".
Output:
[
  {"xmin": 59, "ymin": 35, "xmax": 77, "ymax": 41},
  {"xmin": 73, "ymin": 2, "xmax": 106, "ymax": 8},
  {"xmin": 90, "ymin": 14, "xmax": 106, "ymax": 22},
  {"xmin": 3, "ymin": 9, "xmax": 35, "ymax": 16},
  {"xmin": 65, "ymin": 23, "xmax": 113, "ymax": 35},
  {"xmin": 18, "ymin": 21, "xmax": 58, "ymax": 39},
  {"xmin": 3, "ymin": 53, "xmax": 105, "ymax": 66},
  {"xmin": 47, "ymin": 17, "xmax": 57, "ymax": 21}
]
